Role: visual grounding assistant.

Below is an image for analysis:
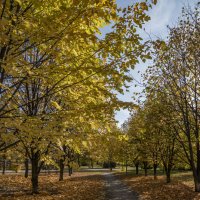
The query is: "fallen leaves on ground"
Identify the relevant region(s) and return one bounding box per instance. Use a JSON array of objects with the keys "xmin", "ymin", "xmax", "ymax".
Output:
[
  {"xmin": 118, "ymin": 172, "xmax": 200, "ymax": 200},
  {"xmin": 0, "ymin": 172, "xmax": 106, "ymax": 200}
]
